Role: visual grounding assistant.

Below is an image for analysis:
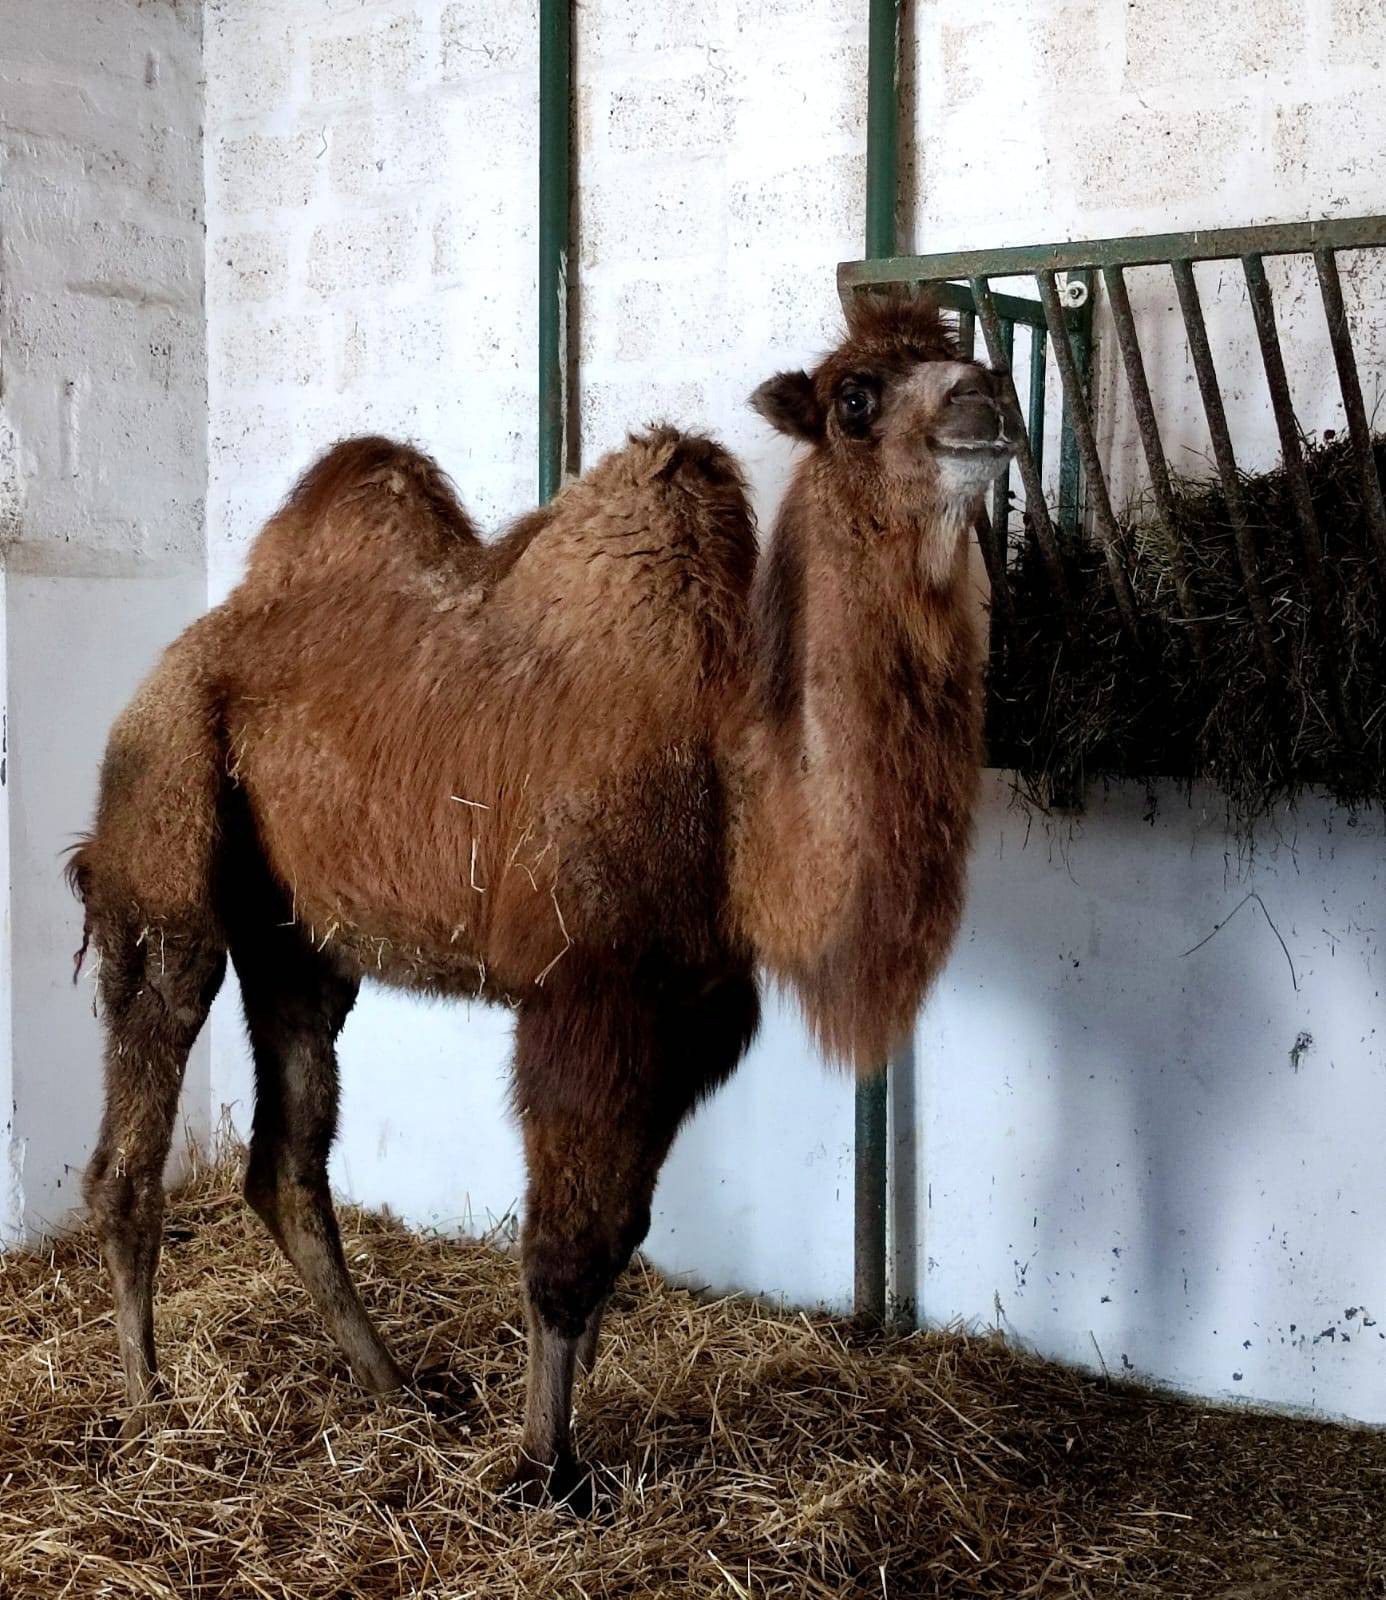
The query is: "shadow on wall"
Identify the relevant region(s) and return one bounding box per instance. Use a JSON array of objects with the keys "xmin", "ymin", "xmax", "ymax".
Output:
[{"xmin": 901, "ymin": 775, "xmax": 1385, "ymax": 1423}]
